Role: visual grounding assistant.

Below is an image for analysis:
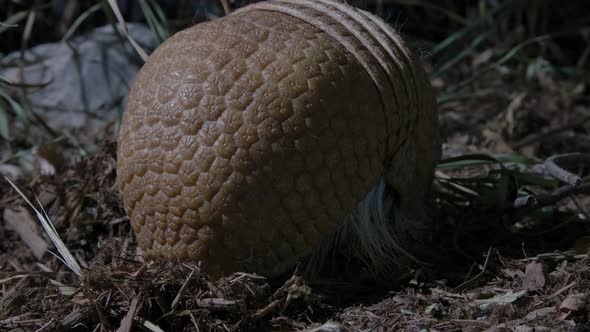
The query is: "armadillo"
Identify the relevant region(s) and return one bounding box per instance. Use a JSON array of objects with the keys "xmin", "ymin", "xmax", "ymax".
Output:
[{"xmin": 116, "ymin": 0, "xmax": 440, "ymax": 277}]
